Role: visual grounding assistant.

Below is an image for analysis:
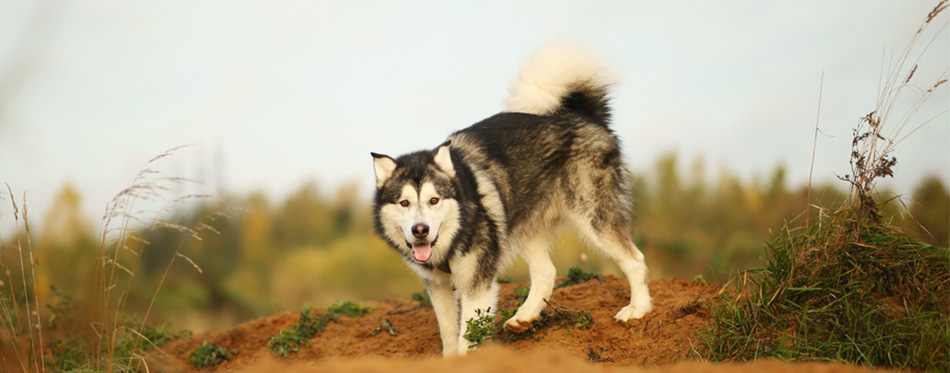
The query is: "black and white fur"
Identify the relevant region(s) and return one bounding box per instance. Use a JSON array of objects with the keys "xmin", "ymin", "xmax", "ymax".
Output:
[{"xmin": 371, "ymin": 42, "xmax": 653, "ymax": 356}]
